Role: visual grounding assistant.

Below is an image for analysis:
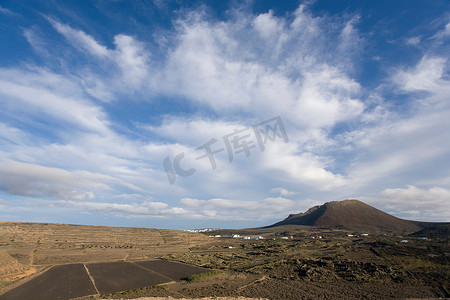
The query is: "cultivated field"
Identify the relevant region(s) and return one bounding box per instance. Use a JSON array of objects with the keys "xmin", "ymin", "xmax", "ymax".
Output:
[
  {"xmin": 0, "ymin": 222, "xmax": 210, "ymax": 297},
  {"xmin": 0, "ymin": 264, "xmax": 96, "ymax": 300},
  {"xmin": 0, "ymin": 260, "xmax": 209, "ymax": 300}
]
